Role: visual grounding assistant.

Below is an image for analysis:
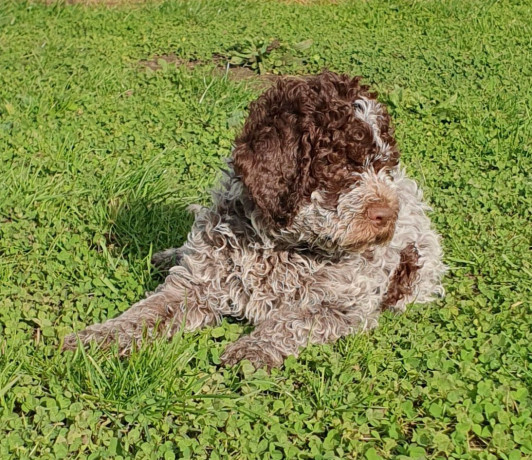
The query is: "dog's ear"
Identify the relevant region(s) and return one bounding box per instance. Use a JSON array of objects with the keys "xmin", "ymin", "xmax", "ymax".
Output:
[
  {"xmin": 232, "ymin": 72, "xmax": 400, "ymax": 227},
  {"xmin": 232, "ymin": 79, "xmax": 314, "ymax": 227}
]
